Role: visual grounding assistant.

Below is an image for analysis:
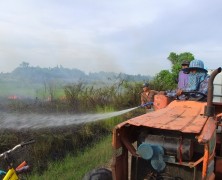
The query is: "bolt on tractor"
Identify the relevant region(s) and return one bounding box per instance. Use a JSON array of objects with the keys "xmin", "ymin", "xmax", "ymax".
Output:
[{"xmin": 111, "ymin": 68, "xmax": 222, "ymax": 180}]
